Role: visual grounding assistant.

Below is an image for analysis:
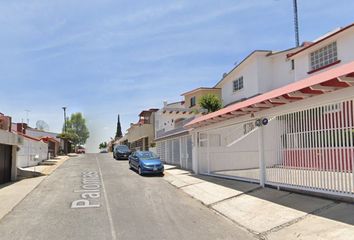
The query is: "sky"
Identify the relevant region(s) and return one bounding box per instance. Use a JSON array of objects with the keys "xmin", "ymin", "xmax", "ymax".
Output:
[{"xmin": 0, "ymin": 0, "xmax": 353, "ymax": 152}]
